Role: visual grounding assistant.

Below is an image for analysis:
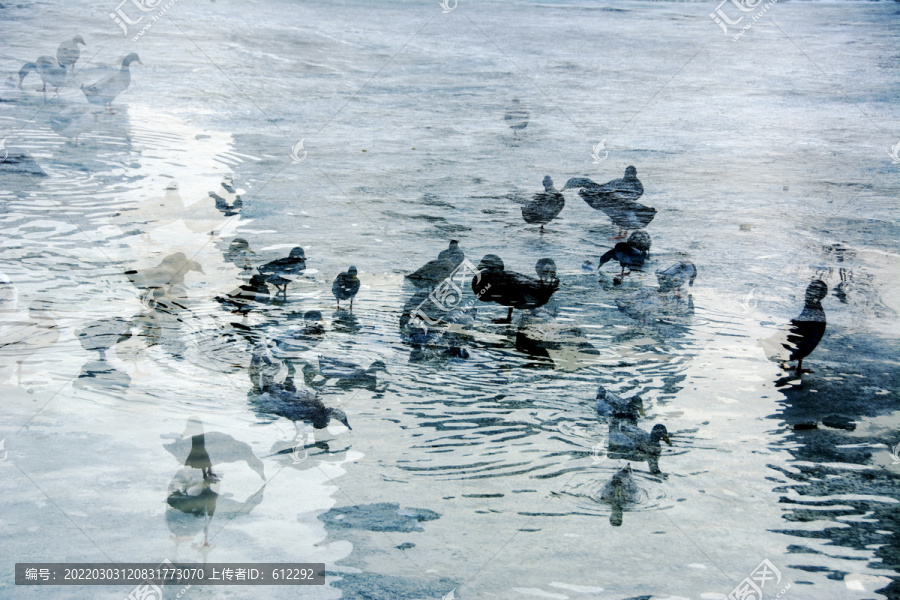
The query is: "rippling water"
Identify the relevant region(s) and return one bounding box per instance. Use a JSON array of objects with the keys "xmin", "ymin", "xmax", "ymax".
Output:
[{"xmin": 1, "ymin": 0, "xmax": 899, "ymax": 599}]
